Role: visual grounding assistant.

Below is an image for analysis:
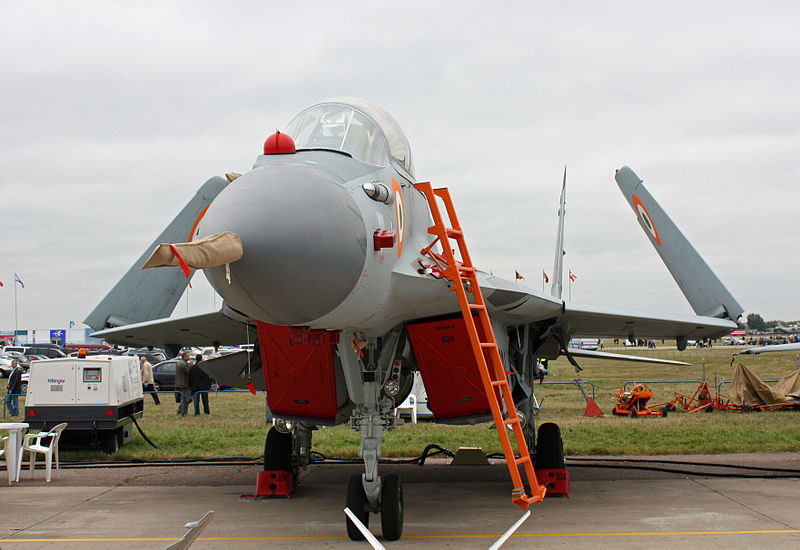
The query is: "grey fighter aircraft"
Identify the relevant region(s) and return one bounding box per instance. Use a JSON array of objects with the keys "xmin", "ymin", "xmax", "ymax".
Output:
[{"xmin": 87, "ymin": 98, "xmax": 742, "ymax": 541}]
